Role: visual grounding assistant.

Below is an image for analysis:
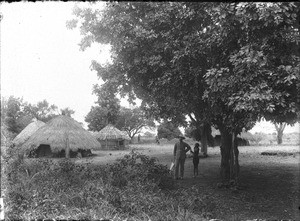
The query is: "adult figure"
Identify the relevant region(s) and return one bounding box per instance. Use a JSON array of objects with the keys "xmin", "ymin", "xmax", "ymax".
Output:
[{"xmin": 173, "ymin": 136, "xmax": 191, "ymax": 180}]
